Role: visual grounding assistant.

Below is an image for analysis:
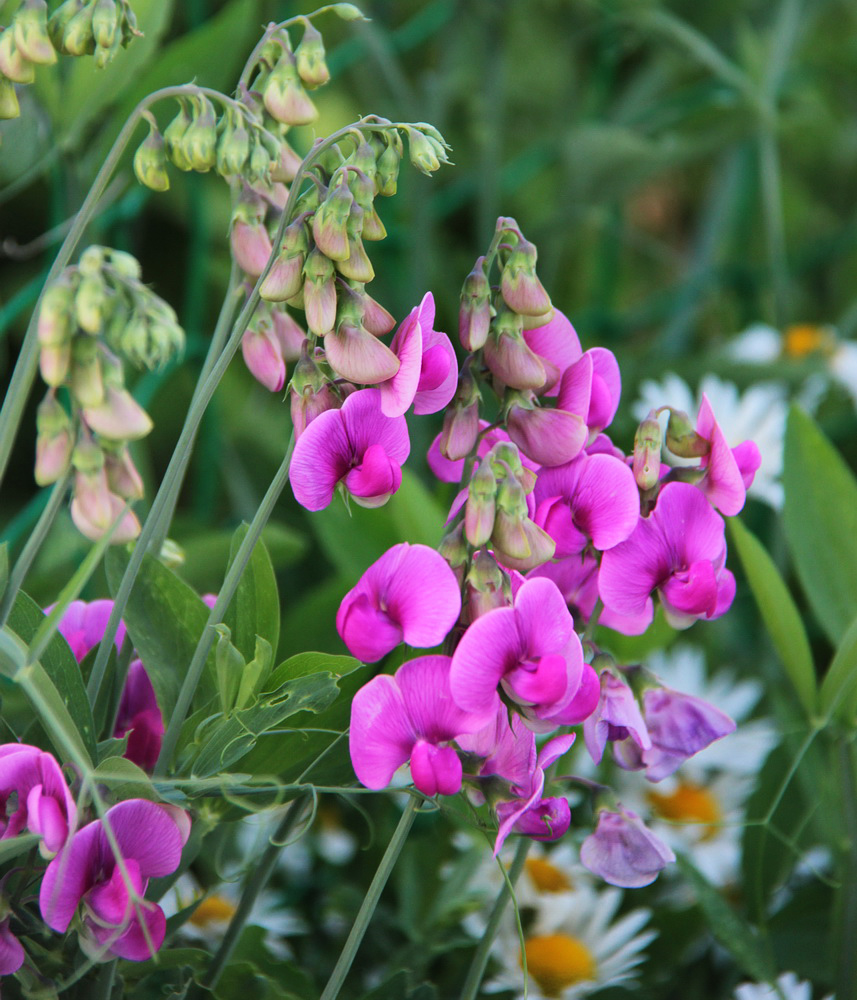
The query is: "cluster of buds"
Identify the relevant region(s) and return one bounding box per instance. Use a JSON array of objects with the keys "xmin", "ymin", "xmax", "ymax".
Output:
[
  {"xmin": 0, "ymin": 0, "xmax": 140, "ymax": 120},
  {"xmin": 35, "ymin": 246, "xmax": 184, "ymax": 542}
]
